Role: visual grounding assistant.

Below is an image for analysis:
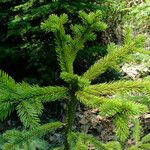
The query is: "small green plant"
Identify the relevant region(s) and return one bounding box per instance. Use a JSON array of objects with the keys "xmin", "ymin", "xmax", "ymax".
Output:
[{"xmin": 0, "ymin": 11, "xmax": 150, "ymax": 150}]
